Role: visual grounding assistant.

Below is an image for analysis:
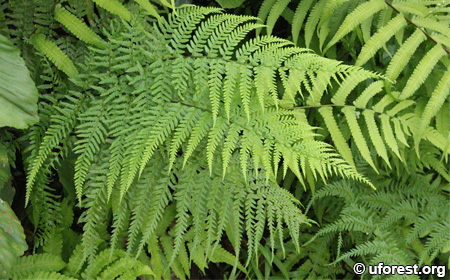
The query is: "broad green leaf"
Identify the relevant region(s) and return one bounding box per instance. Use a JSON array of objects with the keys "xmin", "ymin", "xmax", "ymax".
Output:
[
  {"xmin": 0, "ymin": 34, "xmax": 38, "ymax": 129},
  {"xmin": 0, "ymin": 198, "xmax": 27, "ymax": 279}
]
